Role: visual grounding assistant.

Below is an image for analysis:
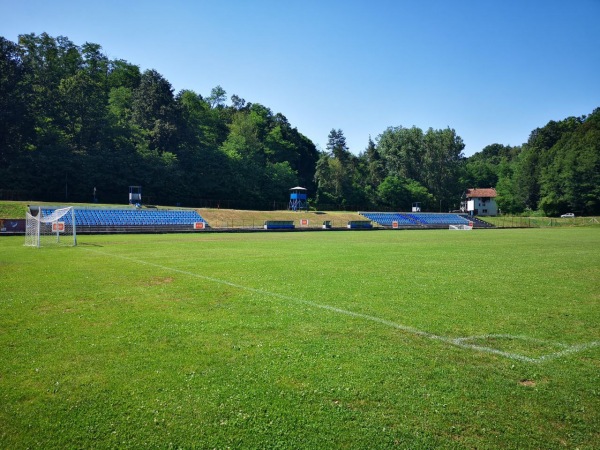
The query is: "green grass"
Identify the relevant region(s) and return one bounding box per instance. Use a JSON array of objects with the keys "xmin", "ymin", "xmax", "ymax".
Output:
[
  {"xmin": 1, "ymin": 228, "xmax": 599, "ymax": 449},
  {"xmin": 0, "ymin": 201, "xmax": 29, "ymax": 219}
]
